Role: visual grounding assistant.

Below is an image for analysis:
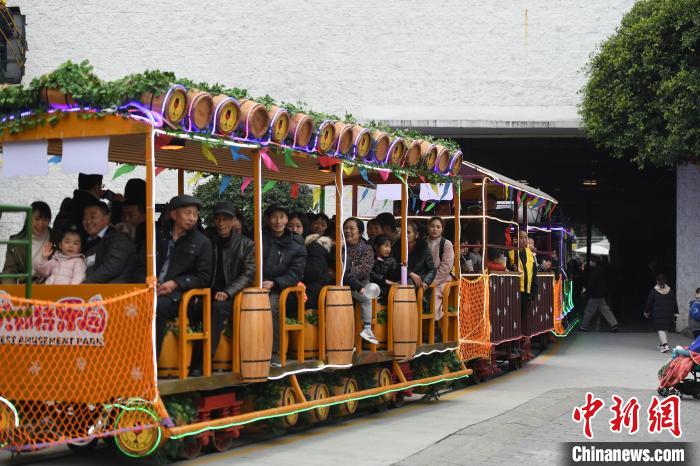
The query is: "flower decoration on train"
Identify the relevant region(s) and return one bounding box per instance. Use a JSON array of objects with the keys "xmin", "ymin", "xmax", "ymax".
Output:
[{"xmin": 0, "ymin": 60, "xmax": 461, "ymax": 184}]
